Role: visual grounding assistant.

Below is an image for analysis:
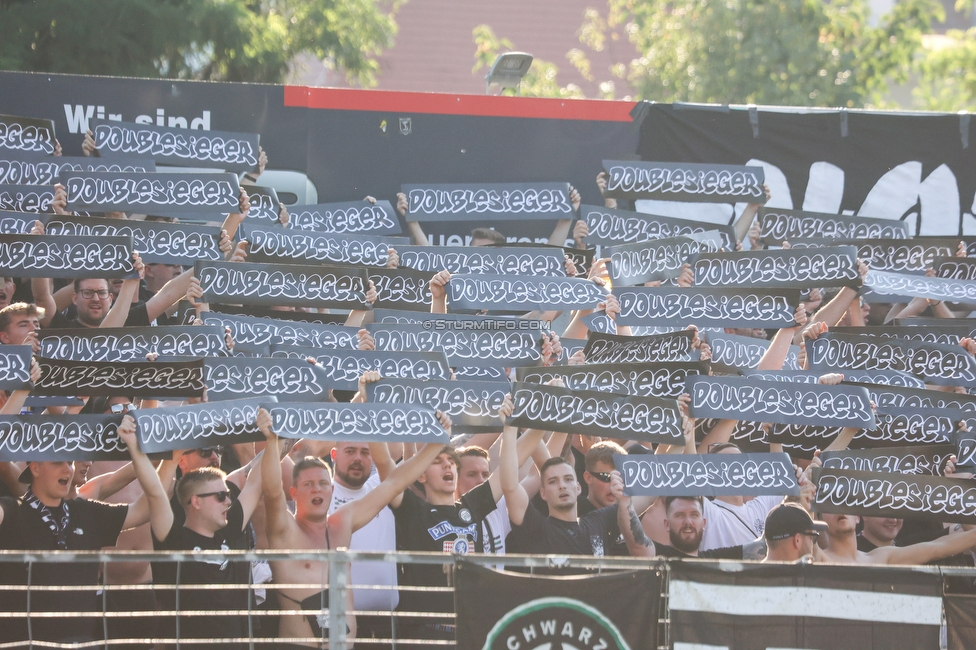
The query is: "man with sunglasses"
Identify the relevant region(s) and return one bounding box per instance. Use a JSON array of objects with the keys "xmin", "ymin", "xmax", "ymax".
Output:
[
  {"xmin": 580, "ymin": 441, "xmax": 627, "ymax": 517},
  {"xmin": 116, "ymin": 415, "xmax": 265, "ymax": 649}
]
